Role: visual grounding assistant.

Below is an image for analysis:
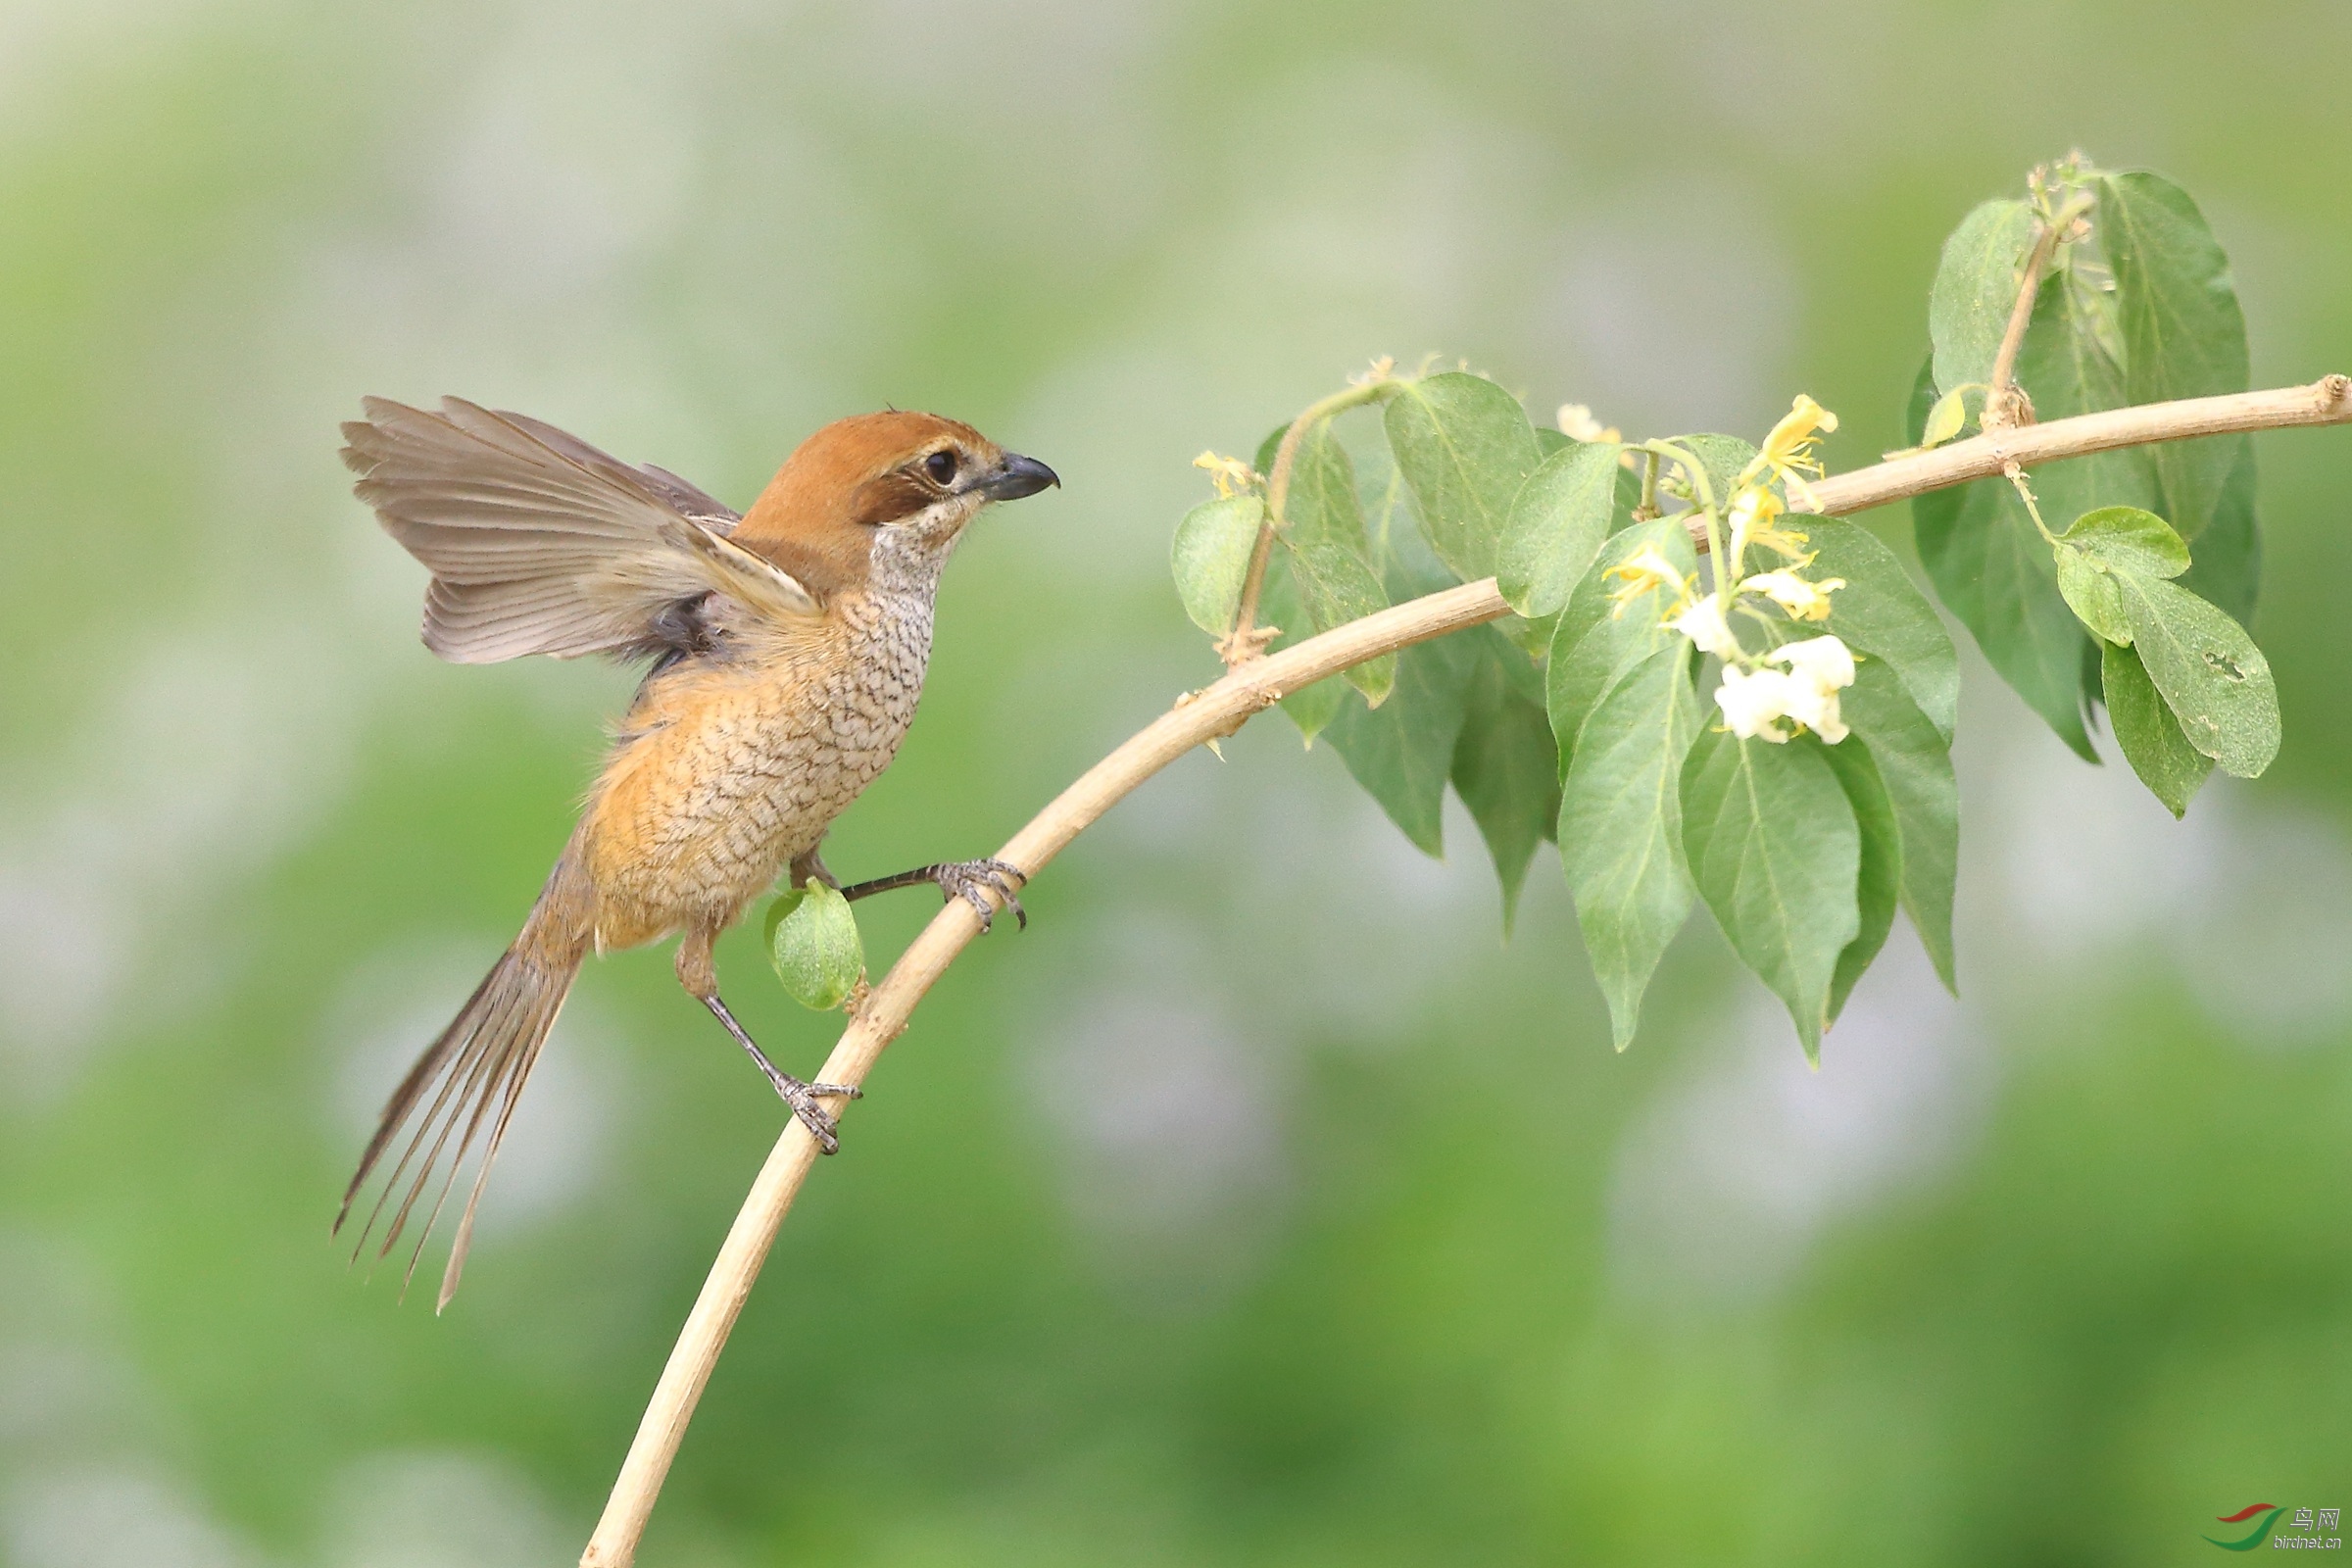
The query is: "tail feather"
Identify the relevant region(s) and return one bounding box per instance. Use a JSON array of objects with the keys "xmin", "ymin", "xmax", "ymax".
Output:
[
  {"xmin": 344, "ymin": 963, "xmax": 520, "ymax": 1265},
  {"xmin": 438, "ymin": 991, "xmax": 566, "ymax": 1310},
  {"xmin": 339, "ymin": 858, "xmax": 590, "ymax": 1309}
]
